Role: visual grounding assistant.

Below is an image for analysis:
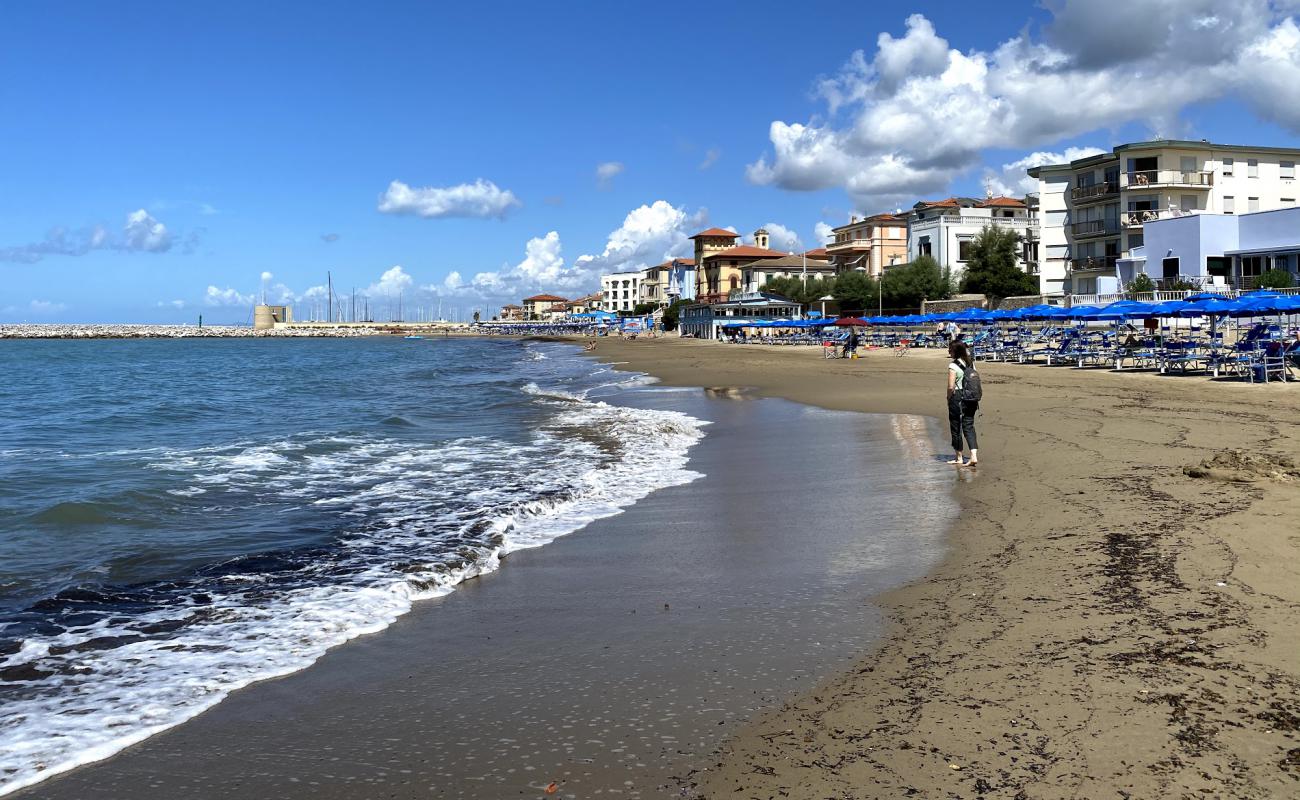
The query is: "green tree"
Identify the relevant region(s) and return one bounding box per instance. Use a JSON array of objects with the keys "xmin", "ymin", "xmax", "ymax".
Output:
[
  {"xmin": 1253, "ymin": 268, "xmax": 1295, "ymax": 289},
  {"xmin": 959, "ymin": 226, "xmax": 1038, "ymax": 301},
  {"xmin": 632, "ymin": 302, "xmax": 658, "ymax": 316},
  {"xmin": 472, "ymin": 309, "xmax": 481, "ymax": 323},
  {"xmin": 881, "ymin": 255, "xmax": 953, "ymax": 312},
  {"xmin": 831, "ymin": 271, "xmax": 879, "ymax": 313},
  {"xmin": 761, "ymin": 275, "xmax": 835, "ymax": 307},
  {"xmin": 661, "ymin": 298, "xmax": 686, "ymax": 331},
  {"xmin": 1128, "ymin": 273, "xmax": 1156, "ymax": 293}
]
